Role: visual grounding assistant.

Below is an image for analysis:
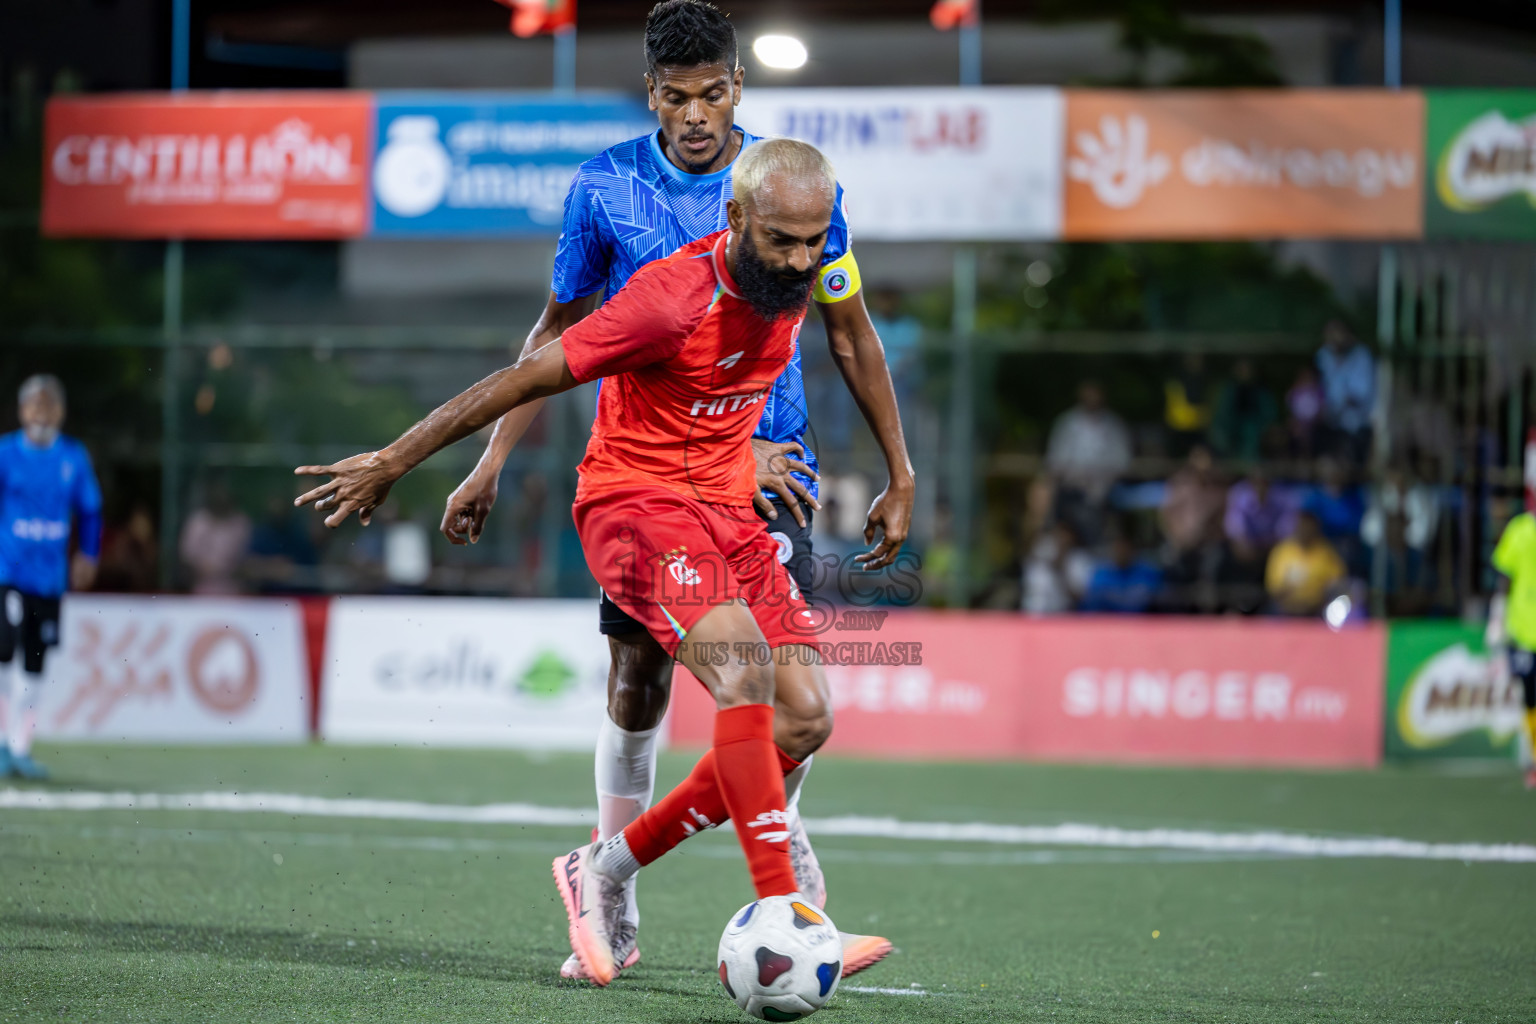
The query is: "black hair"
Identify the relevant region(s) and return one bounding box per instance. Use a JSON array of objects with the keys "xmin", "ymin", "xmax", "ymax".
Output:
[{"xmin": 644, "ymin": 0, "xmax": 737, "ymax": 74}]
